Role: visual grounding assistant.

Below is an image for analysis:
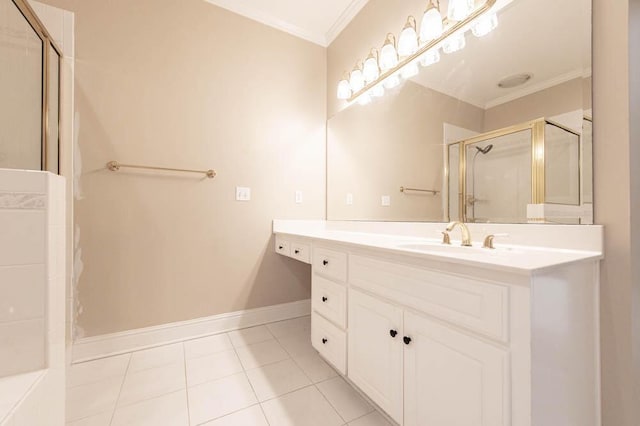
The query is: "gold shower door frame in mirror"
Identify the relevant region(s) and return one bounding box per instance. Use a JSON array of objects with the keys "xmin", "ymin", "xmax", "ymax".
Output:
[
  {"xmin": 10, "ymin": 0, "xmax": 62, "ymax": 173},
  {"xmin": 446, "ymin": 118, "xmax": 582, "ymax": 223}
]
